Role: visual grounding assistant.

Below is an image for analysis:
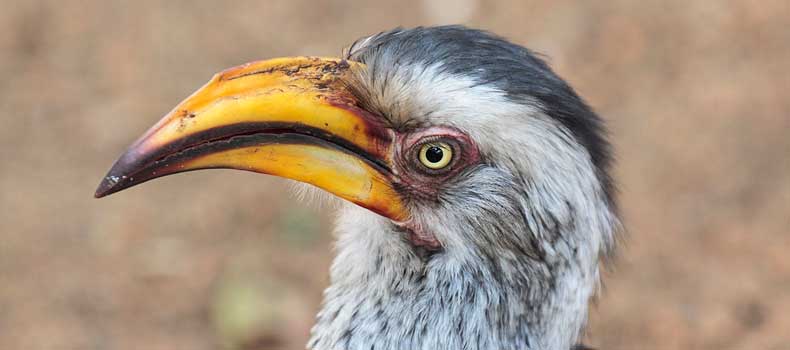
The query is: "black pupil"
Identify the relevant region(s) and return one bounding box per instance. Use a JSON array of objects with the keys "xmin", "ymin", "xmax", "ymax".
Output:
[{"xmin": 425, "ymin": 146, "xmax": 444, "ymax": 163}]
